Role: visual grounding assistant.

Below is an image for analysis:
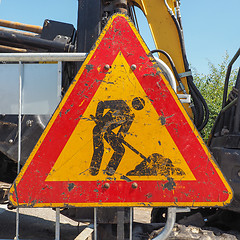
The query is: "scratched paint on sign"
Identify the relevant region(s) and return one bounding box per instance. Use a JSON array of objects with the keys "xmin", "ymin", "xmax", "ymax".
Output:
[
  {"xmin": 46, "ymin": 52, "xmax": 195, "ymax": 182},
  {"xmin": 9, "ymin": 13, "xmax": 232, "ymax": 207}
]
